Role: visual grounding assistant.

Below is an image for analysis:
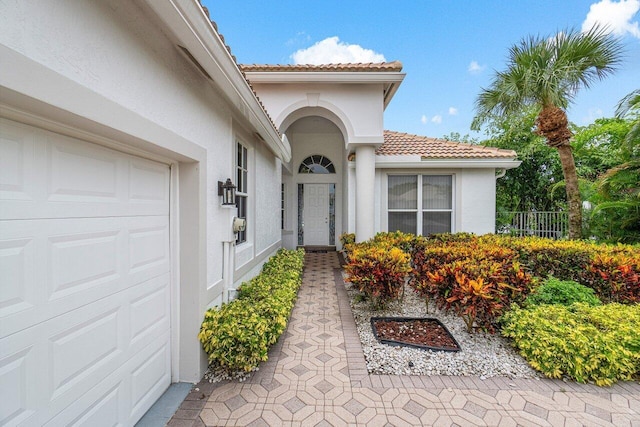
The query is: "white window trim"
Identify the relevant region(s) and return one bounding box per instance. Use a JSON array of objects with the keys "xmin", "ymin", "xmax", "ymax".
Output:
[{"xmin": 236, "ymin": 140, "xmax": 249, "ymax": 245}]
